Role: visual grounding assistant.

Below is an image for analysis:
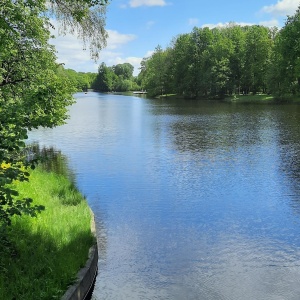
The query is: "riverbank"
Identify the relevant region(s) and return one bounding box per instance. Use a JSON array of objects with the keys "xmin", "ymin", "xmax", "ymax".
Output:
[
  {"xmin": 0, "ymin": 161, "xmax": 94, "ymax": 299},
  {"xmin": 224, "ymin": 94, "xmax": 274, "ymax": 103},
  {"xmin": 156, "ymin": 93, "xmax": 300, "ymax": 103},
  {"xmin": 223, "ymin": 94, "xmax": 300, "ymax": 103}
]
